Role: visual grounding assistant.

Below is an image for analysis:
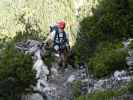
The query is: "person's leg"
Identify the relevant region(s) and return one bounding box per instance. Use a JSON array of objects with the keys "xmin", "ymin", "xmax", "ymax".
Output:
[{"xmin": 63, "ymin": 48, "xmax": 69, "ymax": 68}]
